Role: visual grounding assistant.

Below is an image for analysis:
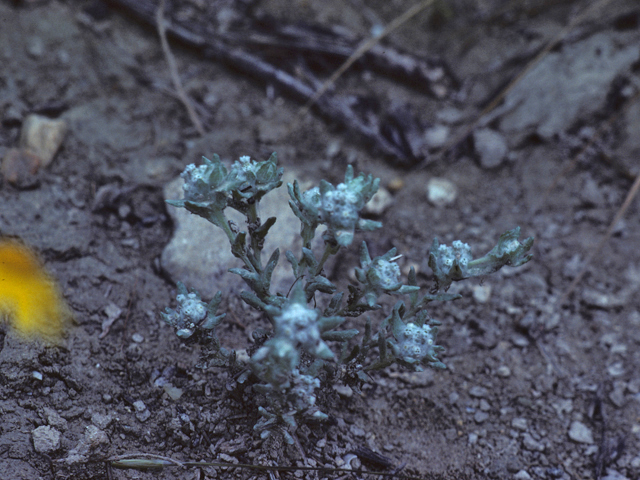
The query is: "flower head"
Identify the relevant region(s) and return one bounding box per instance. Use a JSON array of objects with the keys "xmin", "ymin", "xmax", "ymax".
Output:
[{"xmin": 288, "ymin": 165, "xmax": 381, "ymax": 246}]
